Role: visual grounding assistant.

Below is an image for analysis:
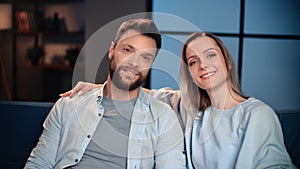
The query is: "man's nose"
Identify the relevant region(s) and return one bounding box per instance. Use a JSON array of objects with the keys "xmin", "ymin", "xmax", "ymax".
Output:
[{"xmin": 127, "ymin": 52, "xmax": 140, "ymax": 68}]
